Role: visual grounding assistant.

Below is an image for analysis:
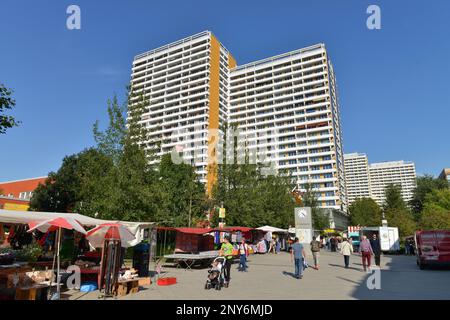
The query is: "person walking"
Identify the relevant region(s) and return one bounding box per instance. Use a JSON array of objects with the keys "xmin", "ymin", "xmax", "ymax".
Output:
[
  {"xmin": 238, "ymin": 238, "xmax": 249, "ymax": 272},
  {"xmin": 370, "ymin": 234, "xmax": 382, "ymax": 267},
  {"xmin": 341, "ymin": 237, "xmax": 353, "ymax": 268},
  {"xmin": 220, "ymin": 236, "xmax": 234, "ymax": 287},
  {"xmin": 359, "ymin": 235, "xmax": 374, "ymax": 271},
  {"xmin": 310, "ymin": 236, "xmax": 321, "ymax": 270},
  {"xmin": 330, "ymin": 237, "xmax": 336, "ymax": 252},
  {"xmin": 290, "ymin": 237, "xmax": 306, "ymax": 279}
]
